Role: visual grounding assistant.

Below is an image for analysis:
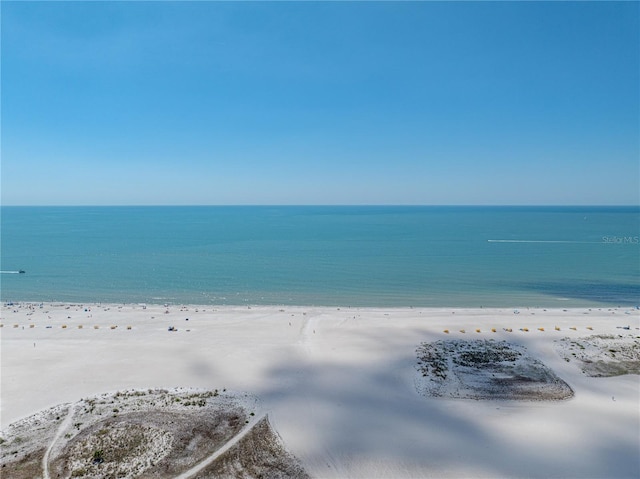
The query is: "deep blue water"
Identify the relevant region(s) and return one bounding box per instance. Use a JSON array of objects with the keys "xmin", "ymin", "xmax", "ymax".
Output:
[{"xmin": 1, "ymin": 206, "xmax": 638, "ymax": 306}]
